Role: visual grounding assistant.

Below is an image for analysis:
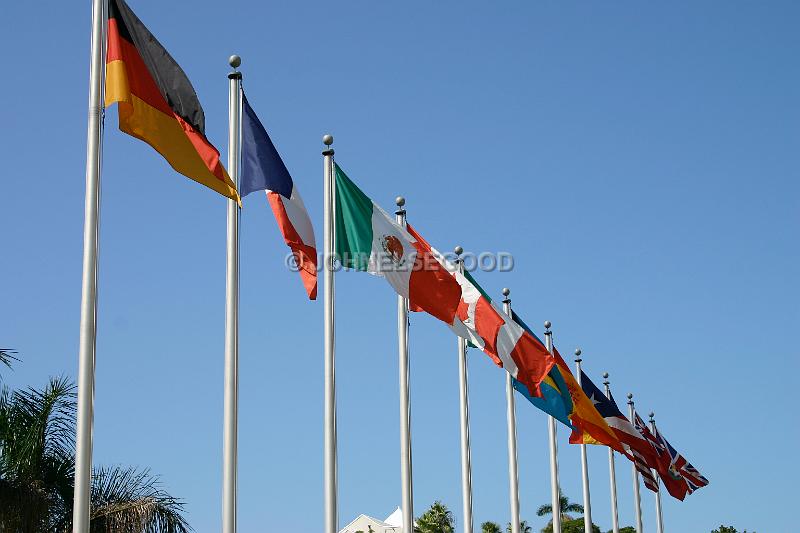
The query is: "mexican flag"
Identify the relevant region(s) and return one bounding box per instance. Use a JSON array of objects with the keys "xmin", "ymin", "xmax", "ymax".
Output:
[
  {"xmin": 334, "ymin": 164, "xmax": 461, "ymax": 324},
  {"xmin": 334, "ymin": 163, "xmax": 556, "ymax": 395}
]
